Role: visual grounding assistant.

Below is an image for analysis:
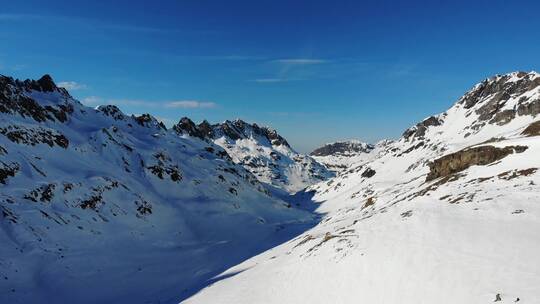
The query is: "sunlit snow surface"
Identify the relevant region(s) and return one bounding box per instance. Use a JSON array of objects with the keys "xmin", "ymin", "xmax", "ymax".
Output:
[{"xmin": 187, "ymin": 72, "xmax": 540, "ymax": 304}]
